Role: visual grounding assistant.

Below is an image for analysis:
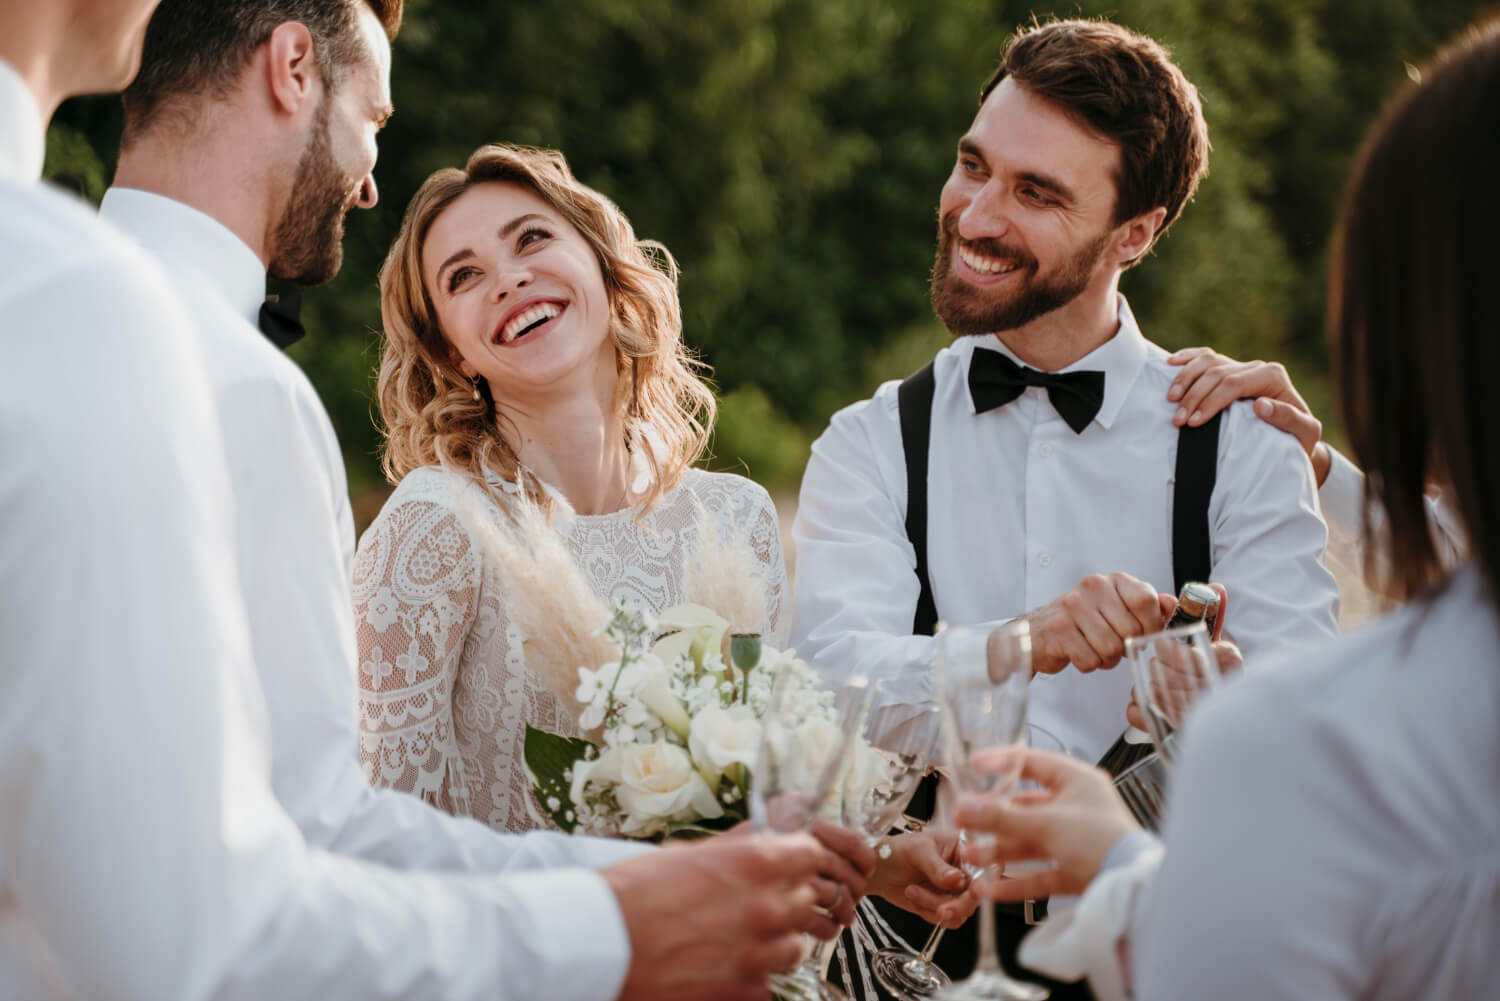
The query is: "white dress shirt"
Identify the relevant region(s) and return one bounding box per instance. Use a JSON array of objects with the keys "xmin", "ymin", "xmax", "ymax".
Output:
[
  {"xmin": 792, "ymin": 296, "xmax": 1340, "ymax": 762},
  {"xmin": 1, "ymin": 53, "xmax": 630, "ymax": 998},
  {"xmin": 1127, "ymin": 562, "xmax": 1500, "ymax": 999}
]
